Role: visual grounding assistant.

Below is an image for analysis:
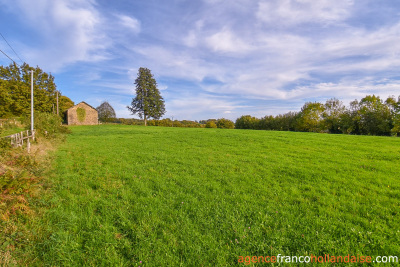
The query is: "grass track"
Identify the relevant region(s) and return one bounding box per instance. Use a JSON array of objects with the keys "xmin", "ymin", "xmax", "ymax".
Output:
[{"xmin": 33, "ymin": 125, "xmax": 400, "ymax": 266}]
